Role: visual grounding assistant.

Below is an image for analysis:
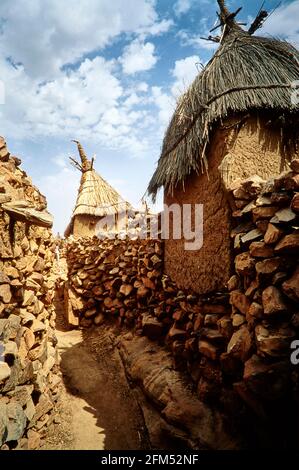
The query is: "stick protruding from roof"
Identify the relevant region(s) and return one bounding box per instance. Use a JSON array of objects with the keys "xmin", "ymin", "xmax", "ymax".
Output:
[{"xmin": 70, "ymin": 140, "xmax": 93, "ymax": 172}]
